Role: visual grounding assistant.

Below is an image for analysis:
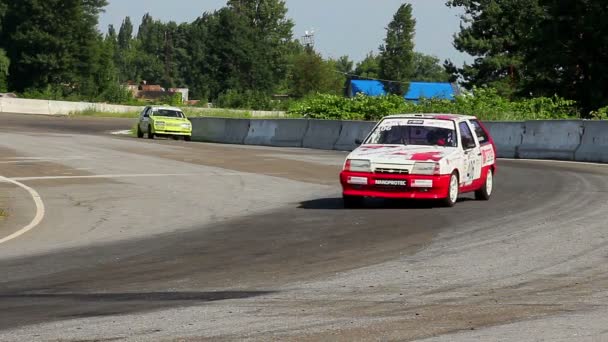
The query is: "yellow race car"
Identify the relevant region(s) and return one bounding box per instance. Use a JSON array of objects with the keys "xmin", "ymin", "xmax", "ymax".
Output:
[{"xmin": 136, "ymin": 106, "xmax": 192, "ymax": 141}]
